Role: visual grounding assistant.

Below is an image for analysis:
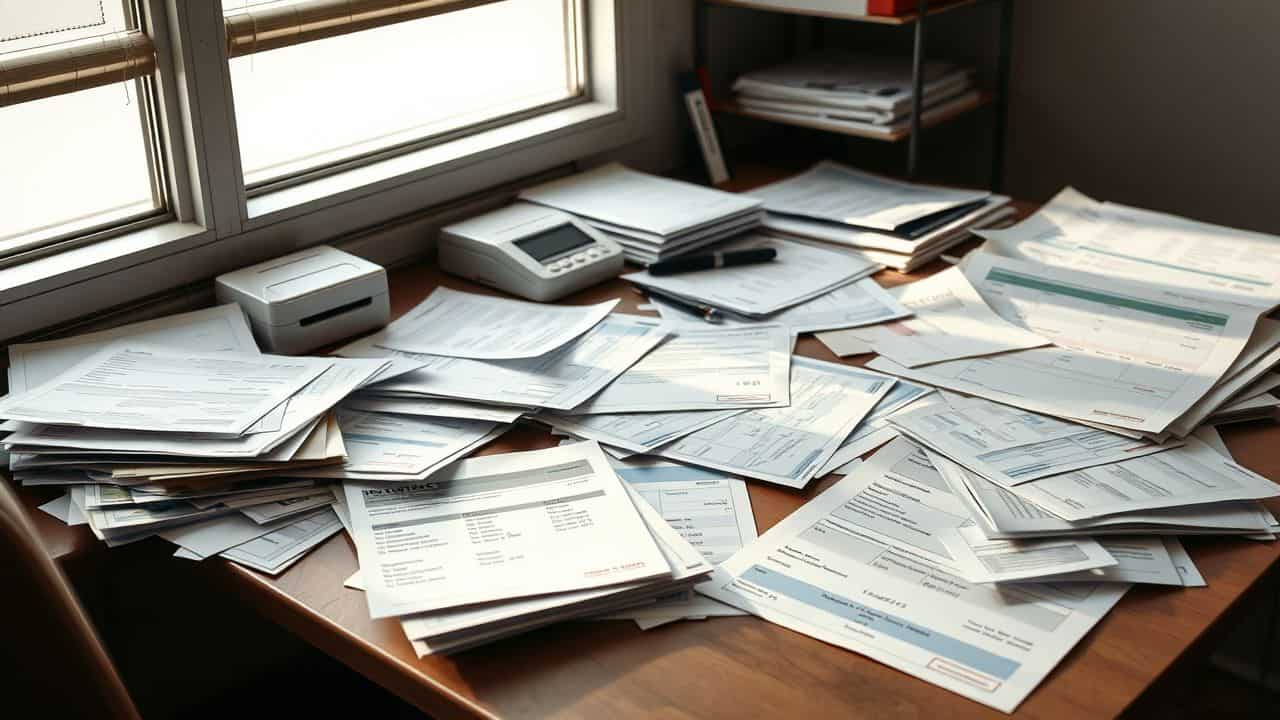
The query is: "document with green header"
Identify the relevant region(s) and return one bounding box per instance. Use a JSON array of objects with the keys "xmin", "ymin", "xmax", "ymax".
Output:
[{"xmin": 869, "ymin": 254, "xmax": 1260, "ymax": 436}]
